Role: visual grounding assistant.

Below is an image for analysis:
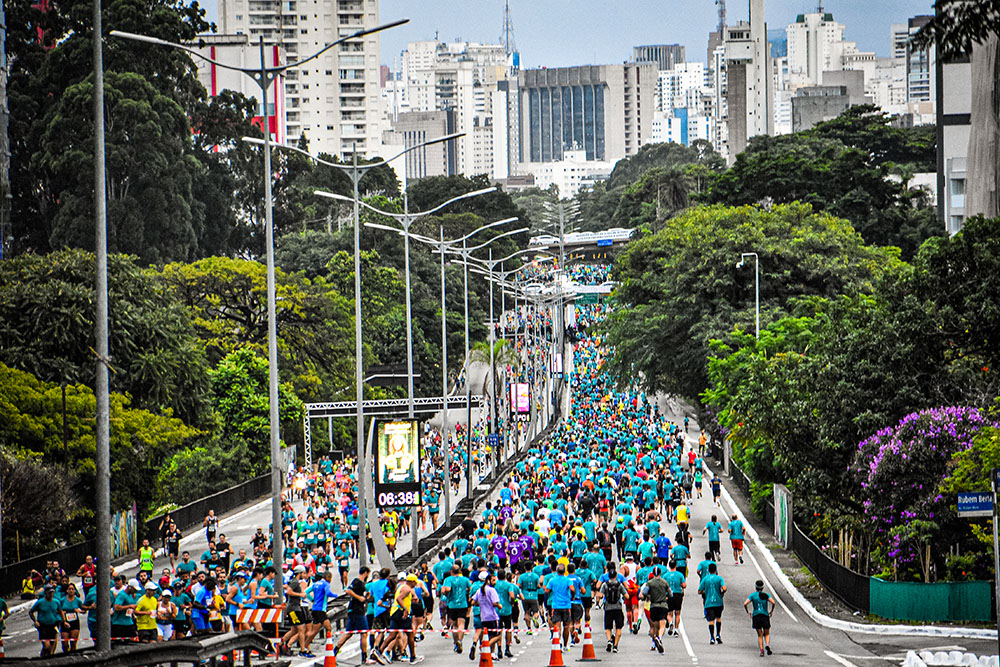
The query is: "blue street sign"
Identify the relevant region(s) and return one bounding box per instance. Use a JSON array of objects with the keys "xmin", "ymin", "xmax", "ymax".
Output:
[
  {"xmin": 597, "ymin": 239, "xmax": 613, "ymax": 247},
  {"xmin": 958, "ymin": 491, "xmax": 994, "ymax": 518},
  {"xmin": 488, "ymin": 433, "xmax": 500, "ymax": 448}
]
